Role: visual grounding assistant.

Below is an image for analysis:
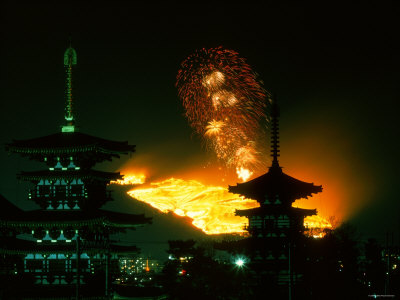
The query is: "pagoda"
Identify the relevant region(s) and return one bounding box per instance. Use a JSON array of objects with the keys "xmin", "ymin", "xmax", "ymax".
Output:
[
  {"xmin": 228, "ymin": 99, "xmax": 322, "ymax": 294},
  {"xmin": 0, "ymin": 45, "xmax": 151, "ymax": 298}
]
